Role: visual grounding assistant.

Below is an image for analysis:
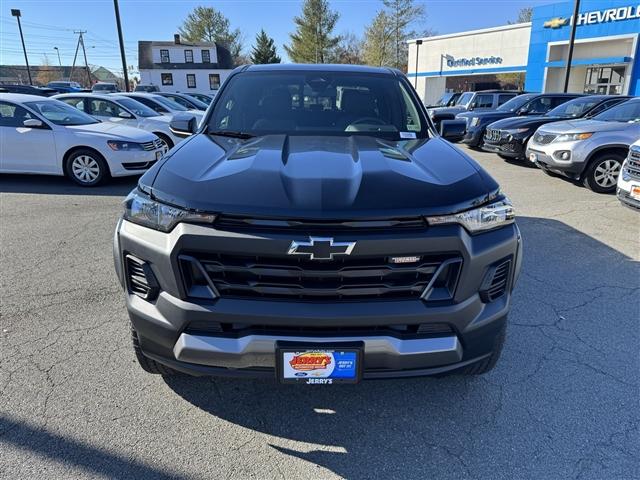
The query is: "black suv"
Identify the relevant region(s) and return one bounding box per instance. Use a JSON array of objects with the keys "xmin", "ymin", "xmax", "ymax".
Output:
[
  {"xmin": 481, "ymin": 95, "xmax": 631, "ymax": 160},
  {"xmin": 114, "ymin": 64, "xmax": 522, "ymax": 383},
  {"xmin": 457, "ymin": 93, "xmax": 583, "ymax": 149},
  {"xmin": 428, "ymin": 90, "xmax": 523, "ymax": 131}
]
